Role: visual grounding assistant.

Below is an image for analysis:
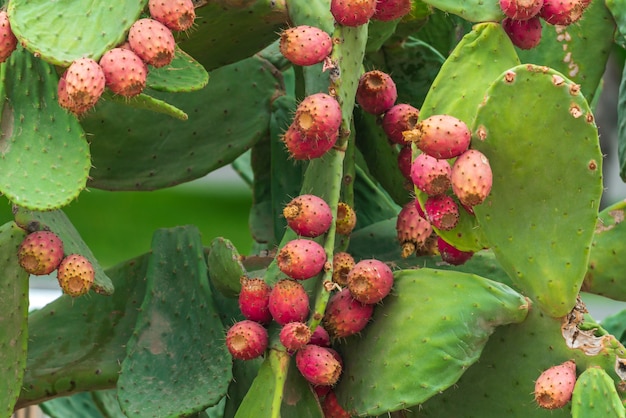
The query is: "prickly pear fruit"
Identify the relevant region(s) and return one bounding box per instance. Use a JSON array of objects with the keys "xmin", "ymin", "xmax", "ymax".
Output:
[
  {"xmin": 63, "ymin": 58, "xmax": 105, "ymax": 114},
  {"xmin": 18, "ymin": 231, "xmax": 65, "ymax": 275},
  {"xmin": 149, "ymin": 0, "xmax": 196, "ymax": 32},
  {"xmin": 279, "ymin": 321, "xmax": 312, "ymax": 352},
  {"xmin": 451, "ymin": 149, "xmax": 493, "ymax": 207},
  {"xmin": 322, "ymin": 391, "xmax": 351, "ymax": 417},
  {"xmin": 268, "ymin": 279, "xmax": 310, "ymax": 325},
  {"xmin": 411, "ymin": 152, "xmax": 452, "ymax": 196},
  {"xmin": 128, "ymin": 18, "xmax": 176, "ymax": 68},
  {"xmin": 336, "ymin": 202, "xmax": 357, "ymax": 235},
  {"xmin": 499, "ymin": 0, "xmax": 543, "ymax": 20},
  {"xmin": 502, "ymin": 16, "xmax": 543, "ymax": 50},
  {"xmin": 396, "ymin": 200, "xmax": 434, "ymax": 258},
  {"xmin": 310, "ymin": 325, "xmax": 331, "ymax": 347},
  {"xmin": 283, "ymin": 124, "xmax": 330, "ymax": 160},
  {"xmin": 238, "ymin": 277, "xmax": 272, "ymax": 324},
  {"xmin": 540, "ymin": 0, "xmax": 587, "ymax": 25},
  {"xmin": 283, "ymin": 194, "xmax": 333, "ymax": 238},
  {"xmin": 356, "ymin": 70, "xmax": 397, "ymax": 115},
  {"xmin": 373, "ymin": 0, "xmax": 412, "ymax": 21},
  {"xmin": 347, "ymin": 259, "xmax": 394, "ymax": 304},
  {"xmin": 424, "ymin": 195, "xmax": 460, "ymax": 231},
  {"xmin": 397, "ymin": 145, "xmax": 413, "ymax": 181},
  {"xmin": 437, "ymin": 237, "xmax": 474, "ymax": 265},
  {"xmin": 534, "ymin": 360, "xmax": 577, "ymax": 409},
  {"xmin": 225, "ymin": 320, "xmax": 268, "ymax": 360},
  {"xmin": 404, "ymin": 114, "xmax": 471, "ymax": 160},
  {"xmin": 331, "ymin": 251, "xmax": 355, "ymax": 286},
  {"xmin": 56, "ymin": 254, "xmax": 95, "ymax": 297},
  {"xmin": 99, "ymin": 48, "xmax": 148, "ymax": 97},
  {"xmin": 277, "ymin": 239, "xmax": 327, "ymax": 280},
  {"xmin": 382, "ymin": 103, "xmax": 420, "ymax": 145},
  {"xmin": 323, "ymin": 288, "xmax": 374, "ymax": 338},
  {"xmin": 0, "ymin": 11, "xmax": 17, "ymax": 63},
  {"xmin": 295, "ymin": 344, "xmax": 342, "ymax": 386},
  {"xmin": 331, "ymin": 0, "xmax": 377, "ymax": 27},
  {"xmin": 279, "ymin": 25, "xmax": 333, "ymax": 67}
]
